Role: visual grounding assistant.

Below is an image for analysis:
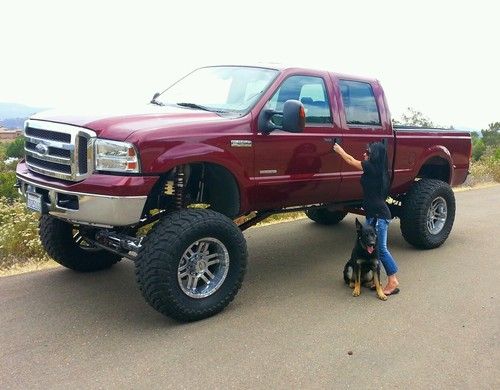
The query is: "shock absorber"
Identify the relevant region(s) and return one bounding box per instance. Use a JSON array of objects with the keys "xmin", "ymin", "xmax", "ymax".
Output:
[{"xmin": 175, "ymin": 165, "xmax": 185, "ymax": 209}]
